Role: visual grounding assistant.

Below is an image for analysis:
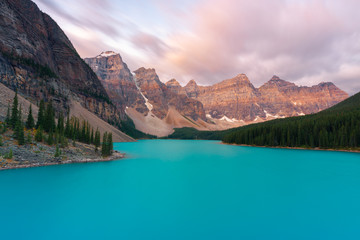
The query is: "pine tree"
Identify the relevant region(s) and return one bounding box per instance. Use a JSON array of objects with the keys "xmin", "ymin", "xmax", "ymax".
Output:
[
  {"xmin": 47, "ymin": 131, "xmax": 54, "ymax": 145},
  {"xmin": 36, "ymin": 100, "xmax": 45, "ymax": 129},
  {"xmin": 94, "ymin": 128, "xmax": 101, "ymax": 152},
  {"xmin": 10, "ymin": 91, "xmax": 19, "ymax": 129},
  {"xmin": 54, "ymin": 144, "xmax": 61, "ymax": 157},
  {"xmin": 81, "ymin": 120, "xmax": 86, "ymax": 142},
  {"xmin": 101, "ymin": 132, "xmax": 108, "ymax": 156},
  {"xmin": 44, "ymin": 101, "xmax": 55, "ymax": 133},
  {"xmin": 86, "ymin": 122, "xmax": 90, "ymax": 144},
  {"xmin": 90, "ymin": 128, "xmax": 94, "ymax": 145},
  {"xmin": 65, "ymin": 112, "xmax": 70, "ymax": 138},
  {"xmin": 26, "ymin": 104, "xmax": 35, "ymax": 129},
  {"xmin": 5, "ymin": 102, "xmax": 11, "ymax": 127},
  {"xmin": 35, "ymin": 126, "xmax": 43, "ymax": 142},
  {"xmin": 26, "ymin": 132, "xmax": 32, "ymax": 144},
  {"xmin": 107, "ymin": 132, "xmax": 113, "ymax": 155},
  {"xmin": 16, "ymin": 105, "xmax": 25, "ymax": 145},
  {"xmin": 57, "ymin": 112, "xmax": 64, "ymax": 134}
]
